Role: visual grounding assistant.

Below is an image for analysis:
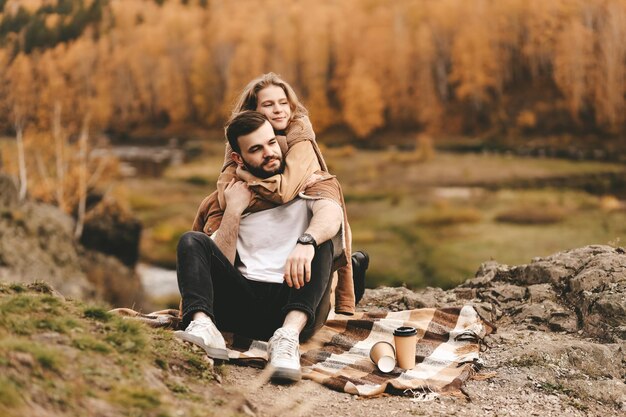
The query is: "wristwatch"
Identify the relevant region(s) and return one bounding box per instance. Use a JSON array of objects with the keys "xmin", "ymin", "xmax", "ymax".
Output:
[{"xmin": 297, "ymin": 233, "xmax": 317, "ymax": 247}]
